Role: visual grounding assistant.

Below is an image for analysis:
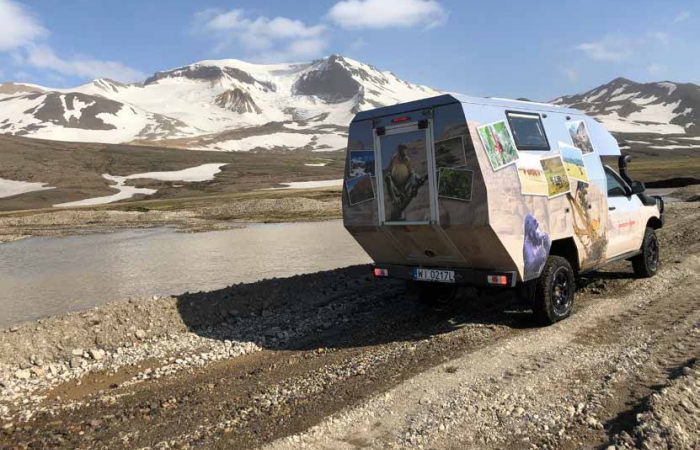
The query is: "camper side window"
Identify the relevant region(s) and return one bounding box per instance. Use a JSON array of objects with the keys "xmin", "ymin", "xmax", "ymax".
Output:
[{"xmin": 506, "ymin": 111, "xmax": 550, "ymax": 151}]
